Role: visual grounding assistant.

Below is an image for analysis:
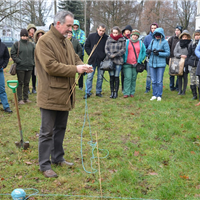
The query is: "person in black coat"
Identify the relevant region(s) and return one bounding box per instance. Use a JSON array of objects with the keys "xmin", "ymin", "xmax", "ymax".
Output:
[
  {"xmin": 168, "ymin": 25, "xmax": 182, "ymax": 91},
  {"xmin": 185, "ymin": 30, "xmax": 200, "ymax": 100},
  {"xmin": 0, "ymin": 39, "xmax": 12, "ymax": 113},
  {"xmin": 84, "ymin": 24, "xmax": 108, "ymax": 99}
]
